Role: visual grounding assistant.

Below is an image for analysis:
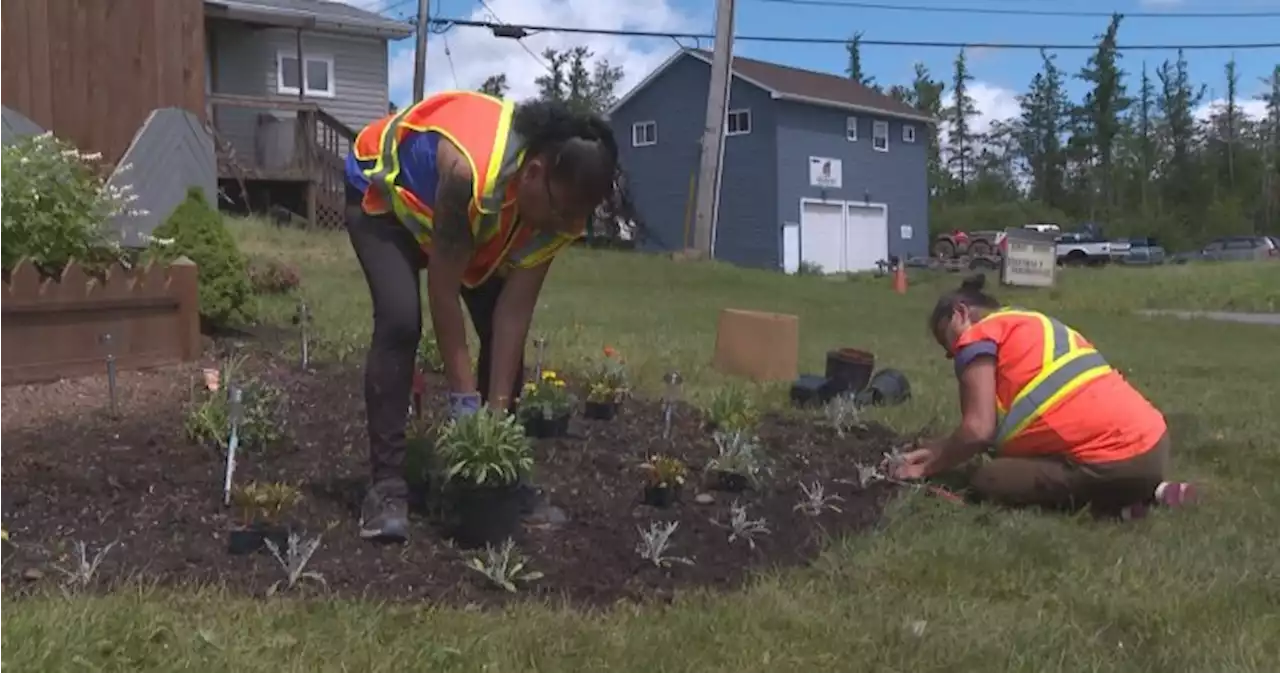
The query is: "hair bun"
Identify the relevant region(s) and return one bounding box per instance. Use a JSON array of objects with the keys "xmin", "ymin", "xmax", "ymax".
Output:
[{"xmin": 959, "ymin": 273, "xmax": 987, "ymax": 292}]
